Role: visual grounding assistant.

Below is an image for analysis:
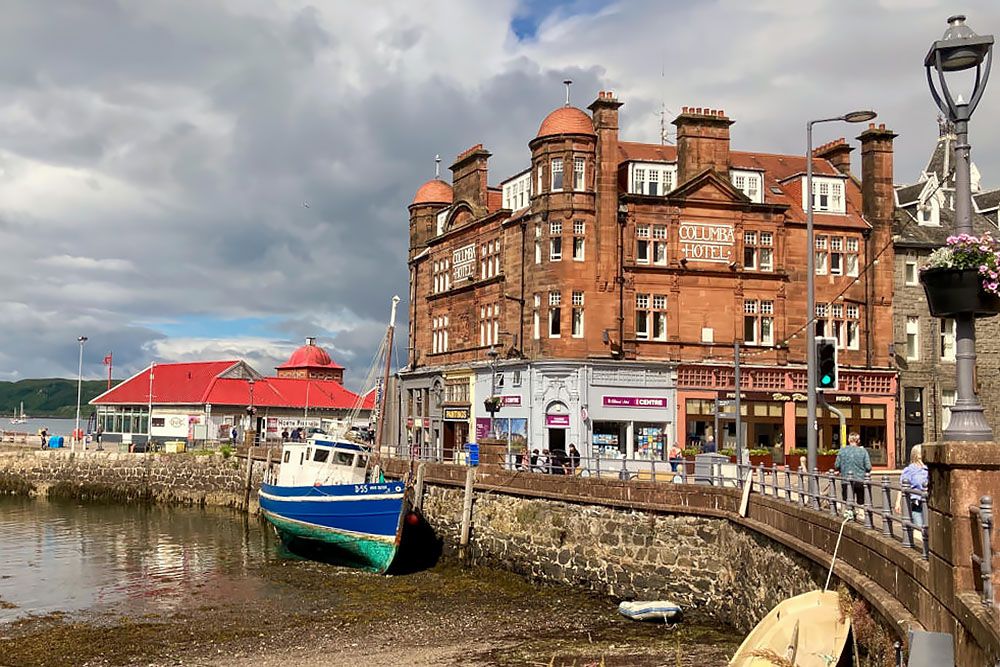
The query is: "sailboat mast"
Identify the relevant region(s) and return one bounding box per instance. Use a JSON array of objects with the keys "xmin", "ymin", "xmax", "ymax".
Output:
[{"xmin": 374, "ymin": 295, "xmax": 400, "ymax": 452}]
